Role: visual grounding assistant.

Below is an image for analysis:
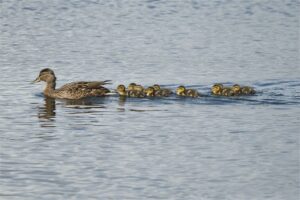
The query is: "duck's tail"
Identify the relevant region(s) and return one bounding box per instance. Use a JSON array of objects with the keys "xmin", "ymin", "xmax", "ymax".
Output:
[{"xmin": 102, "ymin": 80, "xmax": 112, "ymax": 85}]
